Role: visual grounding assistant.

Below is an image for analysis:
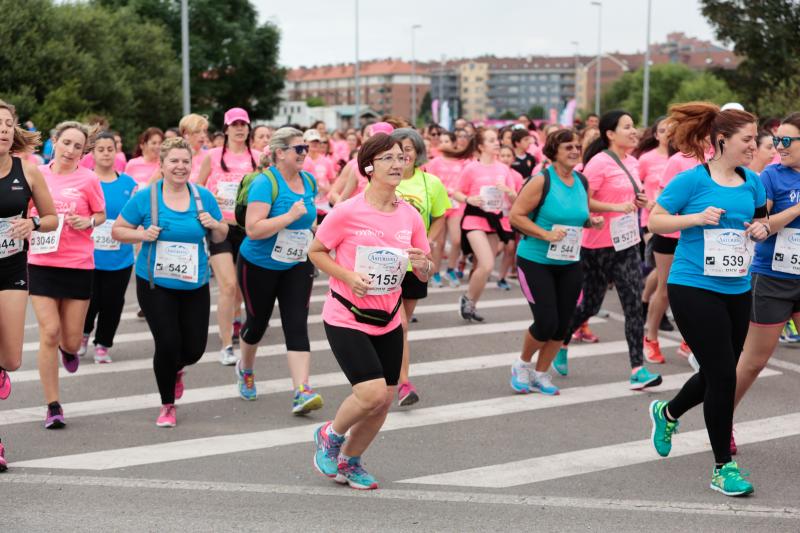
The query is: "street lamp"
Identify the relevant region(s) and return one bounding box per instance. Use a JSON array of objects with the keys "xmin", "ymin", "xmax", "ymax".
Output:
[
  {"xmin": 411, "ymin": 24, "xmax": 422, "ymax": 126},
  {"xmin": 354, "ymin": 0, "xmax": 360, "ymax": 128},
  {"xmin": 642, "ymin": 0, "xmax": 653, "ymax": 126},
  {"xmin": 571, "ymin": 40, "xmax": 580, "ymax": 108},
  {"xmin": 181, "ymin": 0, "xmax": 190, "ymax": 115},
  {"xmin": 591, "ymin": 1, "xmax": 602, "ymax": 116}
]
